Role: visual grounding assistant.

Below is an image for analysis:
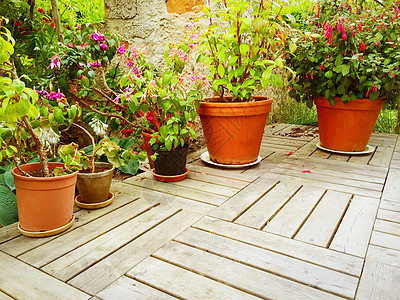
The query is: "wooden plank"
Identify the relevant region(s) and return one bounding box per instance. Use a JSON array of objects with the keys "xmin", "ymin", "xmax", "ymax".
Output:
[
  {"xmin": 187, "ymin": 160, "xmax": 257, "ymax": 182},
  {"xmin": 310, "ymin": 149, "xmax": 330, "ymax": 160},
  {"xmin": 374, "ymin": 219, "xmax": 400, "ymax": 236},
  {"xmin": 128, "ymin": 257, "xmax": 261, "ymax": 300},
  {"xmin": 261, "ymin": 135, "xmax": 306, "ymax": 148},
  {"xmin": 0, "ymin": 193, "xmax": 142, "ymax": 256},
  {"xmin": 208, "ymin": 176, "xmax": 279, "ymax": 221},
  {"xmin": 380, "ymin": 199, "xmax": 400, "ymax": 211},
  {"xmin": 390, "ymin": 151, "xmax": 400, "ymax": 169},
  {"xmin": 115, "ymin": 183, "xmax": 215, "ymax": 214},
  {"xmin": 377, "ymin": 209, "xmax": 400, "ymax": 223},
  {"xmin": 264, "ymin": 186, "xmax": 326, "ymax": 237},
  {"xmin": 261, "ymin": 173, "xmax": 382, "ymax": 199},
  {"xmin": 370, "ymin": 230, "xmax": 400, "ymax": 251},
  {"xmin": 382, "ymin": 168, "xmax": 400, "ymax": 202},
  {"xmin": 168, "ymin": 177, "xmax": 239, "ymax": 197},
  {"xmin": 0, "ymin": 291, "xmax": 13, "ymax": 300},
  {"xmin": 369, "ymin": 146, "xmax": 394, "ymax": 167},
  {"xmin": 96, "ymin": 276, "xmax": 178, "ymax": 300},
  {"xmin": 284, "ymin": 156, "xmax": 388, "ymax": 178},
  {"xmin": 328, "ymin": 153, "xmax": 350, "ymax": 162},
  {"xmin": 271, "ymin": 161, "xmax": 385, "ymax": 186},
  {"xmin": 68, "ymin": 209, "xmax": 203, "ymax": 295},
  {"xmin": 330, "ymin": 196, "xmax": 380, "ymax": 257},
  {"xmin": 347, "ymin": 152, "xmax": 374, "ymax": 165},
  {"xmin": 193, "ymin": 216, "xmax": 364, "ymax": 277},
  {"xmin": 263, "ymin": 123, "xmax": 291, "ymax": 135},
  {"xmin": 173, "ymin": 229, "xmax": 358, "ymax": 299},
  {"xmin": 187, "ymin": 170, "xmax": 249, "ymax": 189},
  {"xmin": 18, "ymin": 198, "xmax": 157, "ymax": 268},
  {"xmin": 365, "ymin": 244, "xmax": 400, "ymax": 267},
  {"xmin": 0, "ymin": 223, "xmax": 20, "ymax": 244},
  {"xmin": 42, "ymin": 206, "xmax": 179, "ymax": 281},
  {"xmin": 0, "ymin": 251, "xmax": 89, "ymax": 300},
  {"xmin": 356, "ymin": 260, "xmax": 400, "ymax": 300},
  {"xmin": 295, "ymin": 191, "xmax": 351, "ymax": 247},
  {"xmin": 235, "ymin": 181, "xmax": 301, "ymax": 229},
  {"xmin": 292, "ymin": 137, "xmax": 320, "ymax": 158},
  {"xmin": 124, "ymin": 175, "xmax": 228, "ymax": 206}
]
